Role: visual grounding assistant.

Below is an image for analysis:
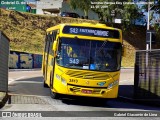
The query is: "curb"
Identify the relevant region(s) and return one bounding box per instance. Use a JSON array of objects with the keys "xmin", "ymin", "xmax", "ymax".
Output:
[
  {"xmin": 9, "ymin": 68, "xmax": 41, "ymax": 72},
  {"xmin": 121, "ymin": 67, "xmax": 134, "ymax": 69},
  {"xmin": 118, "ymin": 96, "xmax": 160, "ymax": 107},
  {"xmin": 0, "ymin": 92, "xmax": 9, "ymax": 109}
]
